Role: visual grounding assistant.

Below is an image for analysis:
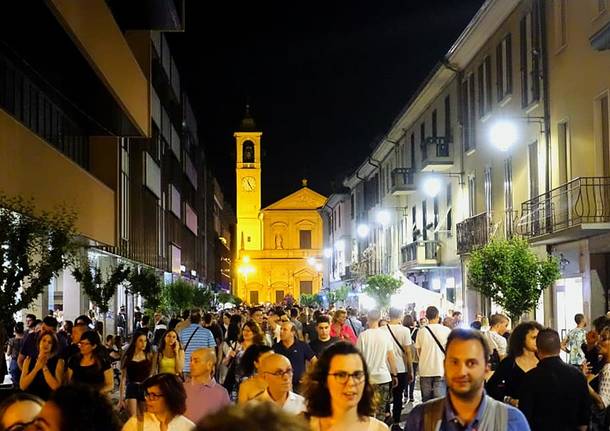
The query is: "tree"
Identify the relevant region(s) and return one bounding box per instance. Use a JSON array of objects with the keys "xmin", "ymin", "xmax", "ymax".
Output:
[
  {"xmin": 192, "ymin": 285, "xmax": 215, "ymax": 311},
  {"xmin": 217, "ymin": 292, "xmax": 241, "ymax": 307},
  {"xmin": 72, "ymin": 260, "xmax": 130, "ymax": 335},
  {"xmin": 0, "ymin": 195, "xmax": 77, "ymax": 331},
  {"xmin": 468, "ymin": 237, "xmax": 560, "ymax": 322},
  {"xmin": 162, "ymin": 279, "xmax": 195, "ymax": 316},
  {"xmin": 327, "ymin": 285, "xmax": 350, "ymax": 307},
  {"xmin": 299, "ymin": 293, "xmax": 322, "ymax": 308},
  {"xmin": 363, "ymin": 274, "xmax": 402, "ymax": 311},
  {"xmin": 127, "ymin": 267, "xmax": 162, "ymax": 312}
]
